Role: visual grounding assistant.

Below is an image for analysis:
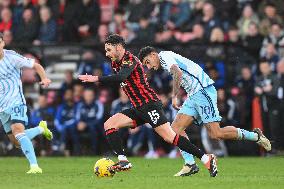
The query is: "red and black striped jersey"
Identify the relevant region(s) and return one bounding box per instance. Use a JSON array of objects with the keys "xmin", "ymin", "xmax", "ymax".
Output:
[{"xmin": 105, "ymin": 51, "xmax": 160, "ymax": 108}]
